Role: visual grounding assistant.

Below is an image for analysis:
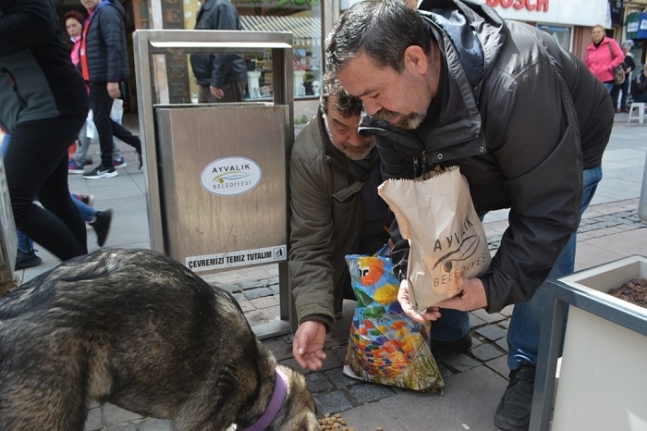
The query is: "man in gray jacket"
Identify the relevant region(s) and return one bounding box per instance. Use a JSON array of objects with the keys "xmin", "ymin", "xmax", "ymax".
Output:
[
  {"xmin": 326, "ymin": 0, "xmax": 612, "ymax": 430},
  {"xmin": 190, "ymin": 0, "xmax": 247, "ymax": 103},
  {"xmin": 290, "ymin": 74, "xmax": 471, "ymax": 370}
]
